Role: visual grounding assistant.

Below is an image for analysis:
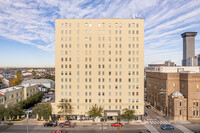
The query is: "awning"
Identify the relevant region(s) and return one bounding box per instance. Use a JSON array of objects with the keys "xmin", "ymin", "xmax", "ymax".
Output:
[{"xmin": 106, "ymin": 112, "xmax": 118, "ymax": 116}]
